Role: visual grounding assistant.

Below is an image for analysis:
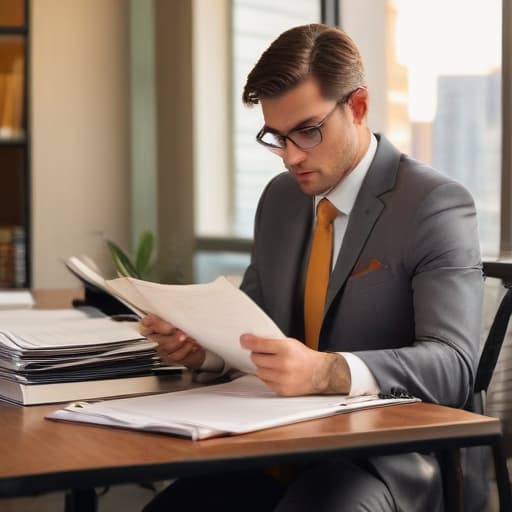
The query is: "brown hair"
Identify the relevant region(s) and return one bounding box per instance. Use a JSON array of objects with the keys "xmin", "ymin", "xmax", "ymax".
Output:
[{"xmin": 242, "ymin": 24, "xmax": 366, "ymax": 106}]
